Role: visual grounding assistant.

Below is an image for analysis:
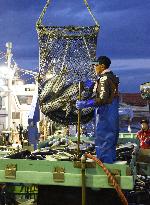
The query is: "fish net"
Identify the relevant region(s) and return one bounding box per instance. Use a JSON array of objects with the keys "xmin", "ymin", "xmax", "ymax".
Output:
[{"xmin": 36, "ymin": 0, "xmax": 100, "ymax": 125}]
